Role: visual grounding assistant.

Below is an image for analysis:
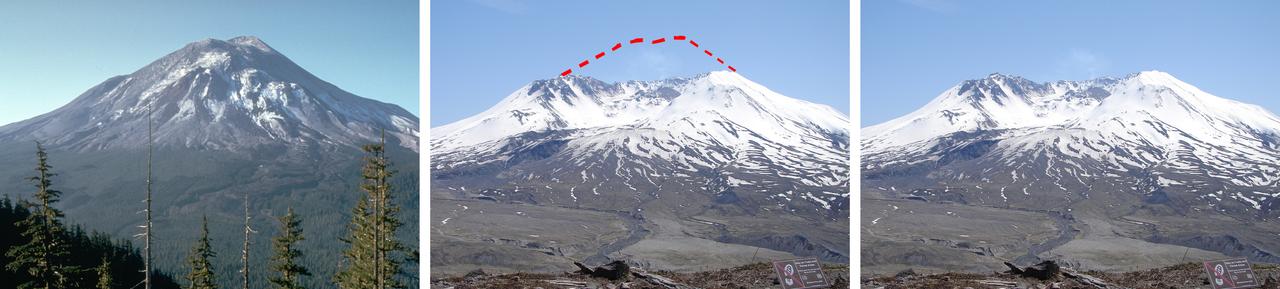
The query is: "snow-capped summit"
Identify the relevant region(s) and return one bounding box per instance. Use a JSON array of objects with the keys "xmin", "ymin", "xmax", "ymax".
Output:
[
  {"xmin": 0, "ymin": 36, "xmax": 419, "ymax": 152},
  {"xmin": 226, "ymin": 36, "xmax": 275, "ymax": 53},
  {"xmin": 862, "ymin": 71, "xmax": 1280, "ymax": 217},
  {"xmin": 432, "ymin": 71, "xmax": 850, "ymax": 217},
  {"xmin": 433, "ymin": 71, "xmax": 847, "ymax": 151},
  {"xmin": 863, "ymin": 70, "xmax": 1280, "ymax": 151}
]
